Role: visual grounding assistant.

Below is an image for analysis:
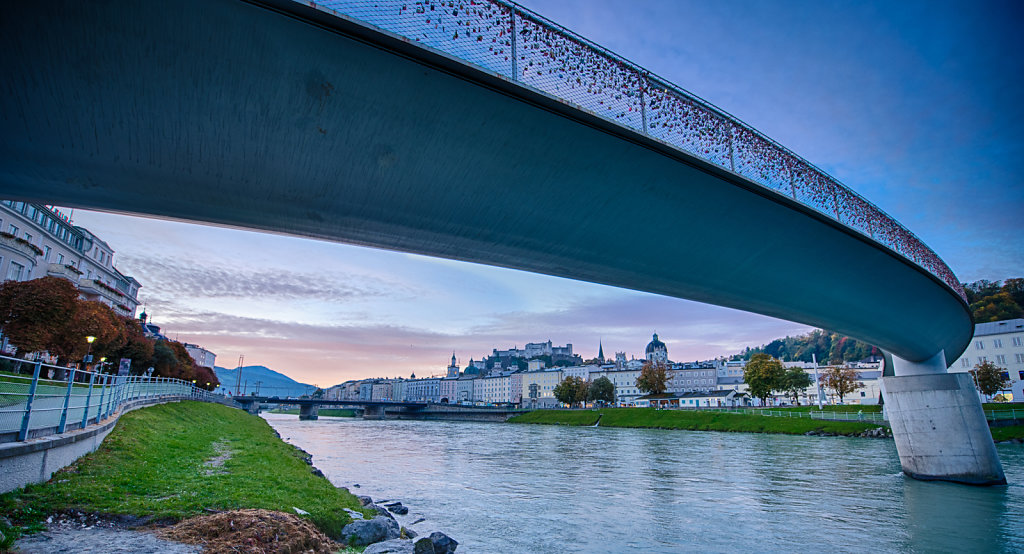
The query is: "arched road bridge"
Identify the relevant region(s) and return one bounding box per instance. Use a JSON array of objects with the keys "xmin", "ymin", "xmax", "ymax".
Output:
[{"xmin": 0, "ymin": 0, "xmax": 1003, "ymax": 484}]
